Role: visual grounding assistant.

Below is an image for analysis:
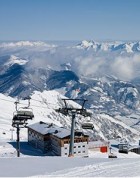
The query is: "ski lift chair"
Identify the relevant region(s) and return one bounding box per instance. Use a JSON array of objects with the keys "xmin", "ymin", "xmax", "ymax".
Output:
[
  {"xmin": 13, "ymin": 107, "xmax": 34, "ymax": 121},
  {"xmin": 12, "ymin": 117, "xmax": 28, "ymax": 128},
  {"xmin": 82, "ymin": 120, "xmax": 94, "ymax": 130}
]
